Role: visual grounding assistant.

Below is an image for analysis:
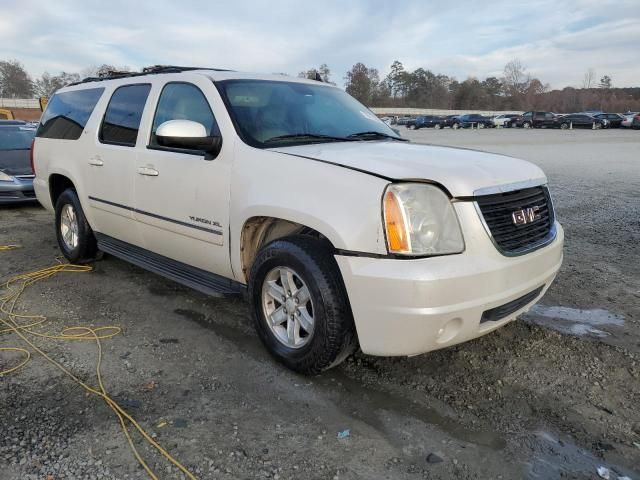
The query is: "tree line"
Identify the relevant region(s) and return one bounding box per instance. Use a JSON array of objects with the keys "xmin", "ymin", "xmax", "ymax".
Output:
[
  {"xmin": 0, "ymin": 60, "xmax": 130, "ymax": 98},
  {"xmin": 2, "ymin": 58, "xmax": 639, "ymax": 113},
  {"xmin": 310, "ymin": 60, "xmax": 640, "ymax": 113}
]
